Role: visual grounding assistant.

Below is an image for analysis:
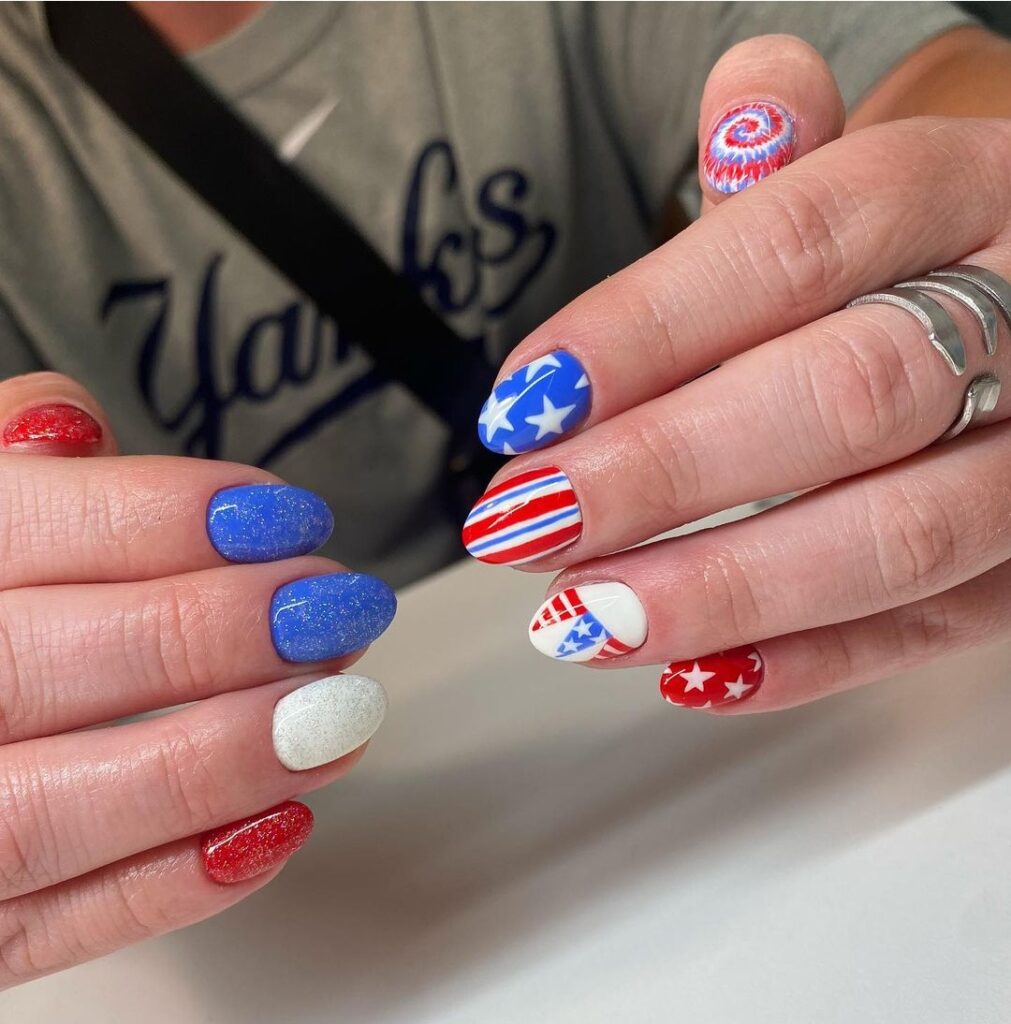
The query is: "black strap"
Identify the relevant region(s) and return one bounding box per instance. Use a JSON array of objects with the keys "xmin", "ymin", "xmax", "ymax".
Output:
[{"xmin": 45, "ymin": 1, "xmax": 498, "ymax": 448}]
